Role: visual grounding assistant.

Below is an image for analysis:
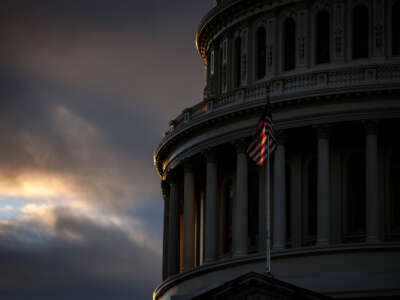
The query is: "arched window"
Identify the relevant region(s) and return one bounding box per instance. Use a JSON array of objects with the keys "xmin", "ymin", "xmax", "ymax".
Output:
[
  {"xmin": 352, "ymin": 4, "xmax": 369, "ymax": 59},
  {"xmin": 283, "ymin": 18, "xmax": 296, "ymax": 71},
  {"xmin": 346, "ymin": 153, "xmax": 366, "ymax": 240},
  {"xmin": 235, "ymin": 36, "xmax": 242, "ymax": 87},
  {"xmin": 256, "ymin": 27, "xmax": 266, "ymax": 79},
  {"xmin": 316, "ymin": 10, "xmax": 330, "ymax": 64},
  {"xmin": 392, "ymin": 1, "xmax": 400, "ymax": 56}
]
